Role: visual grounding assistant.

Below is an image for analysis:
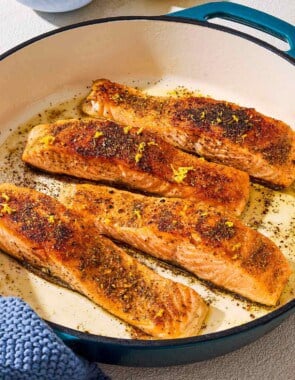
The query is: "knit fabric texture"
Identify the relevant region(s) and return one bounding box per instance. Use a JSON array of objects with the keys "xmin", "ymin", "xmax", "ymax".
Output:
[{"xmin": 0, "ymin": 297, "xmax": 108, "ymax": 380}]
